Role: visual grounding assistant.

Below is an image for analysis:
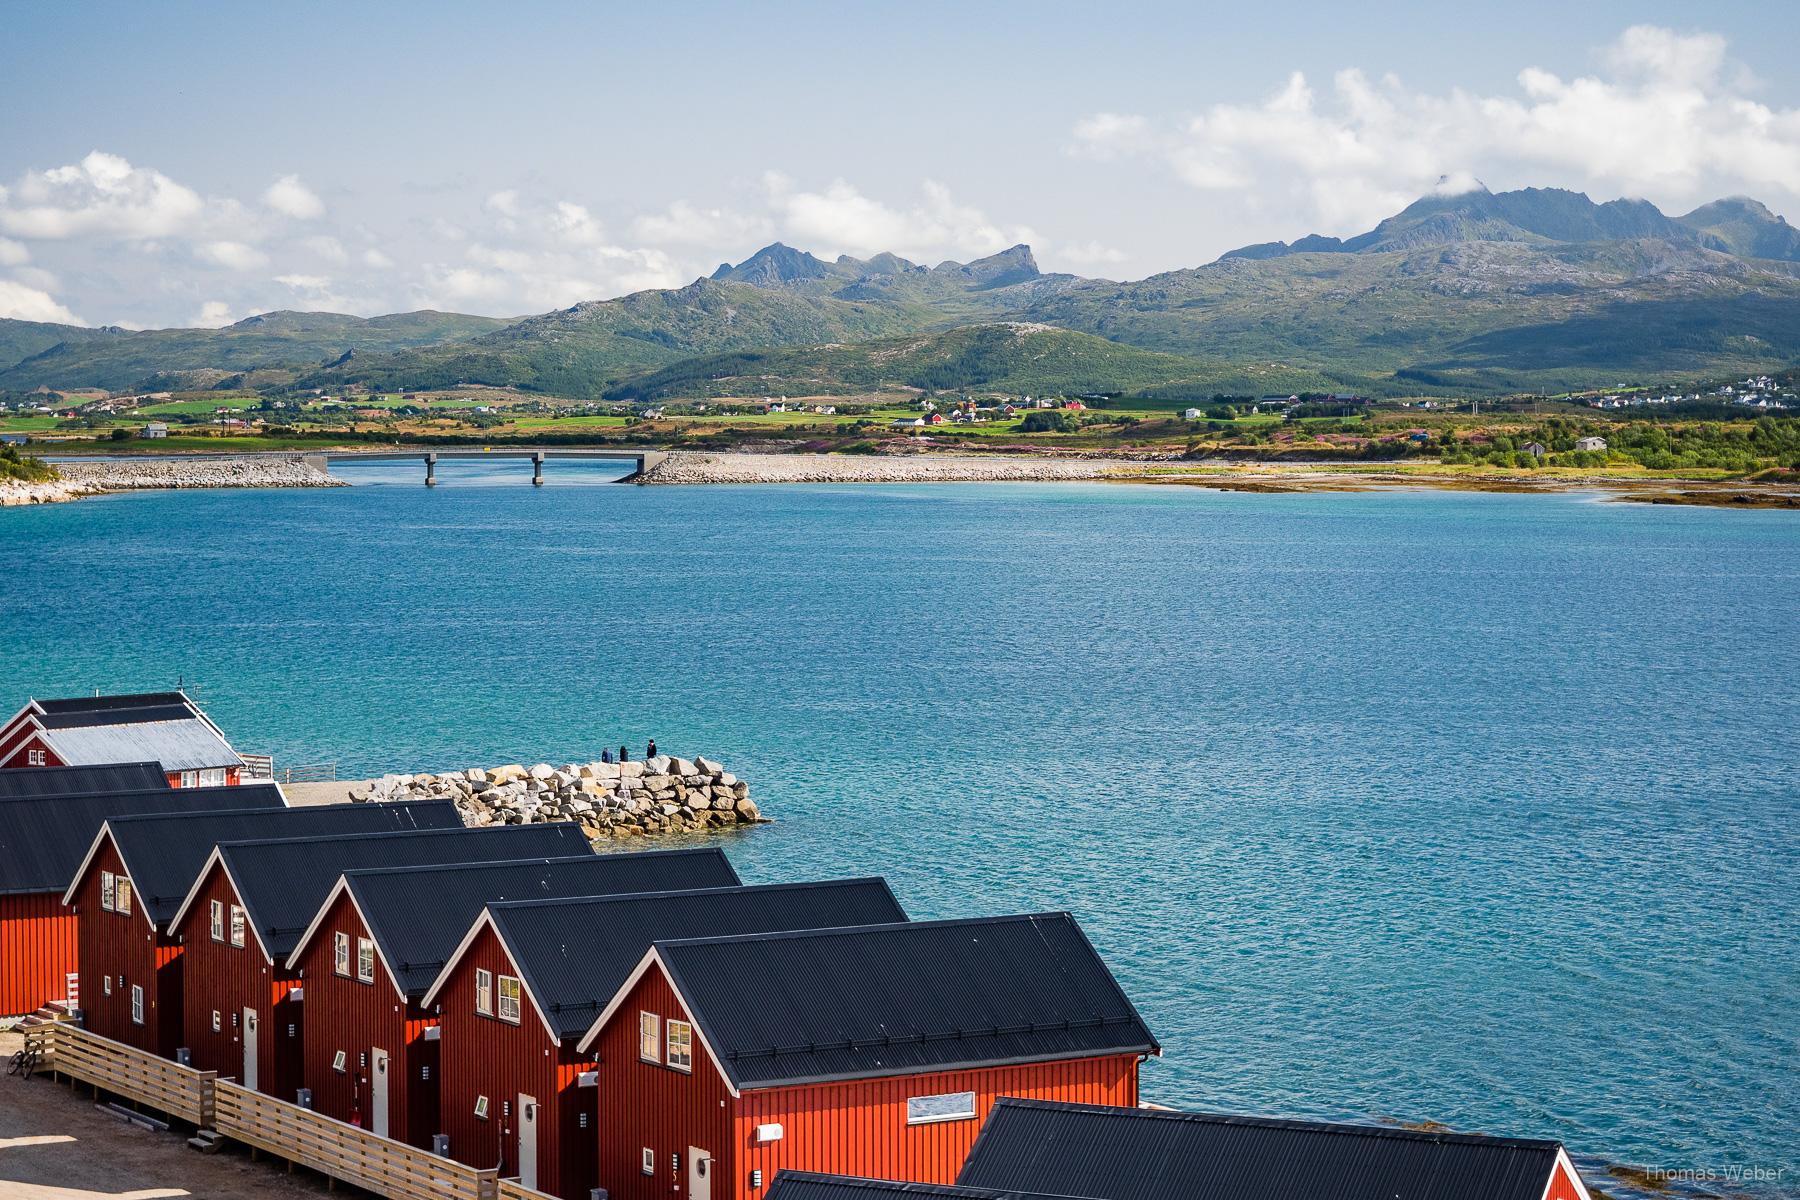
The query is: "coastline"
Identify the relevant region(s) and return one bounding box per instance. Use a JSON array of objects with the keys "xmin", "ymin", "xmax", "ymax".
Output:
[{"xmin": 4, "ymin": 455, "xmax": 345, "ymax": 506}]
